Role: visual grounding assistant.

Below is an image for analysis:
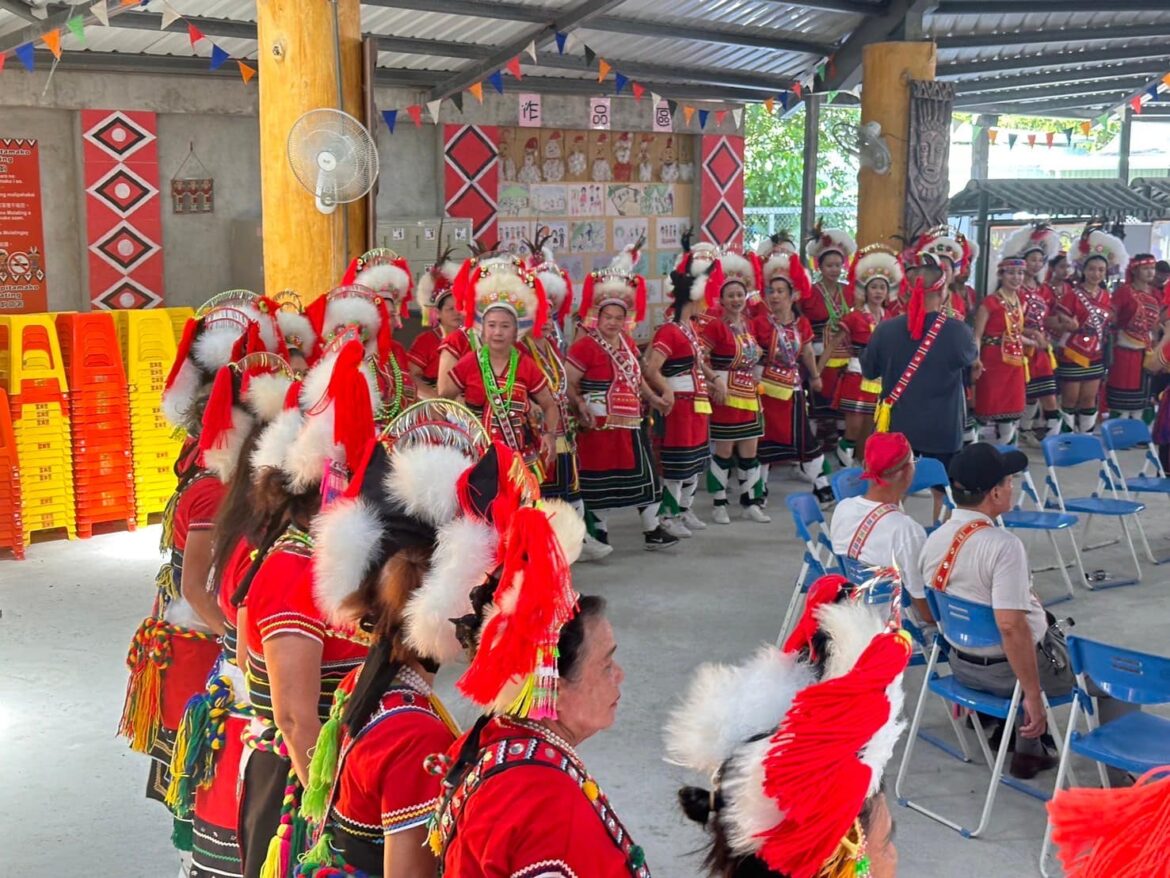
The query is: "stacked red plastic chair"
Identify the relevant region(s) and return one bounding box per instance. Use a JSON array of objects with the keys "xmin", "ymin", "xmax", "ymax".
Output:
[
  {"xmin": 0, "ymin": 388, "xmax": 23, "ymax": 558},
  {"xmin": 56, "ymin": 312, "xmax": 137, "ymax": 538},
  {"xmin": 111, "ymin": 310, "xmax": 184, "ymax": 526},
  {"xmin": 0, "ymin": 314, "xmax": 76, "ymax": 549}
]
